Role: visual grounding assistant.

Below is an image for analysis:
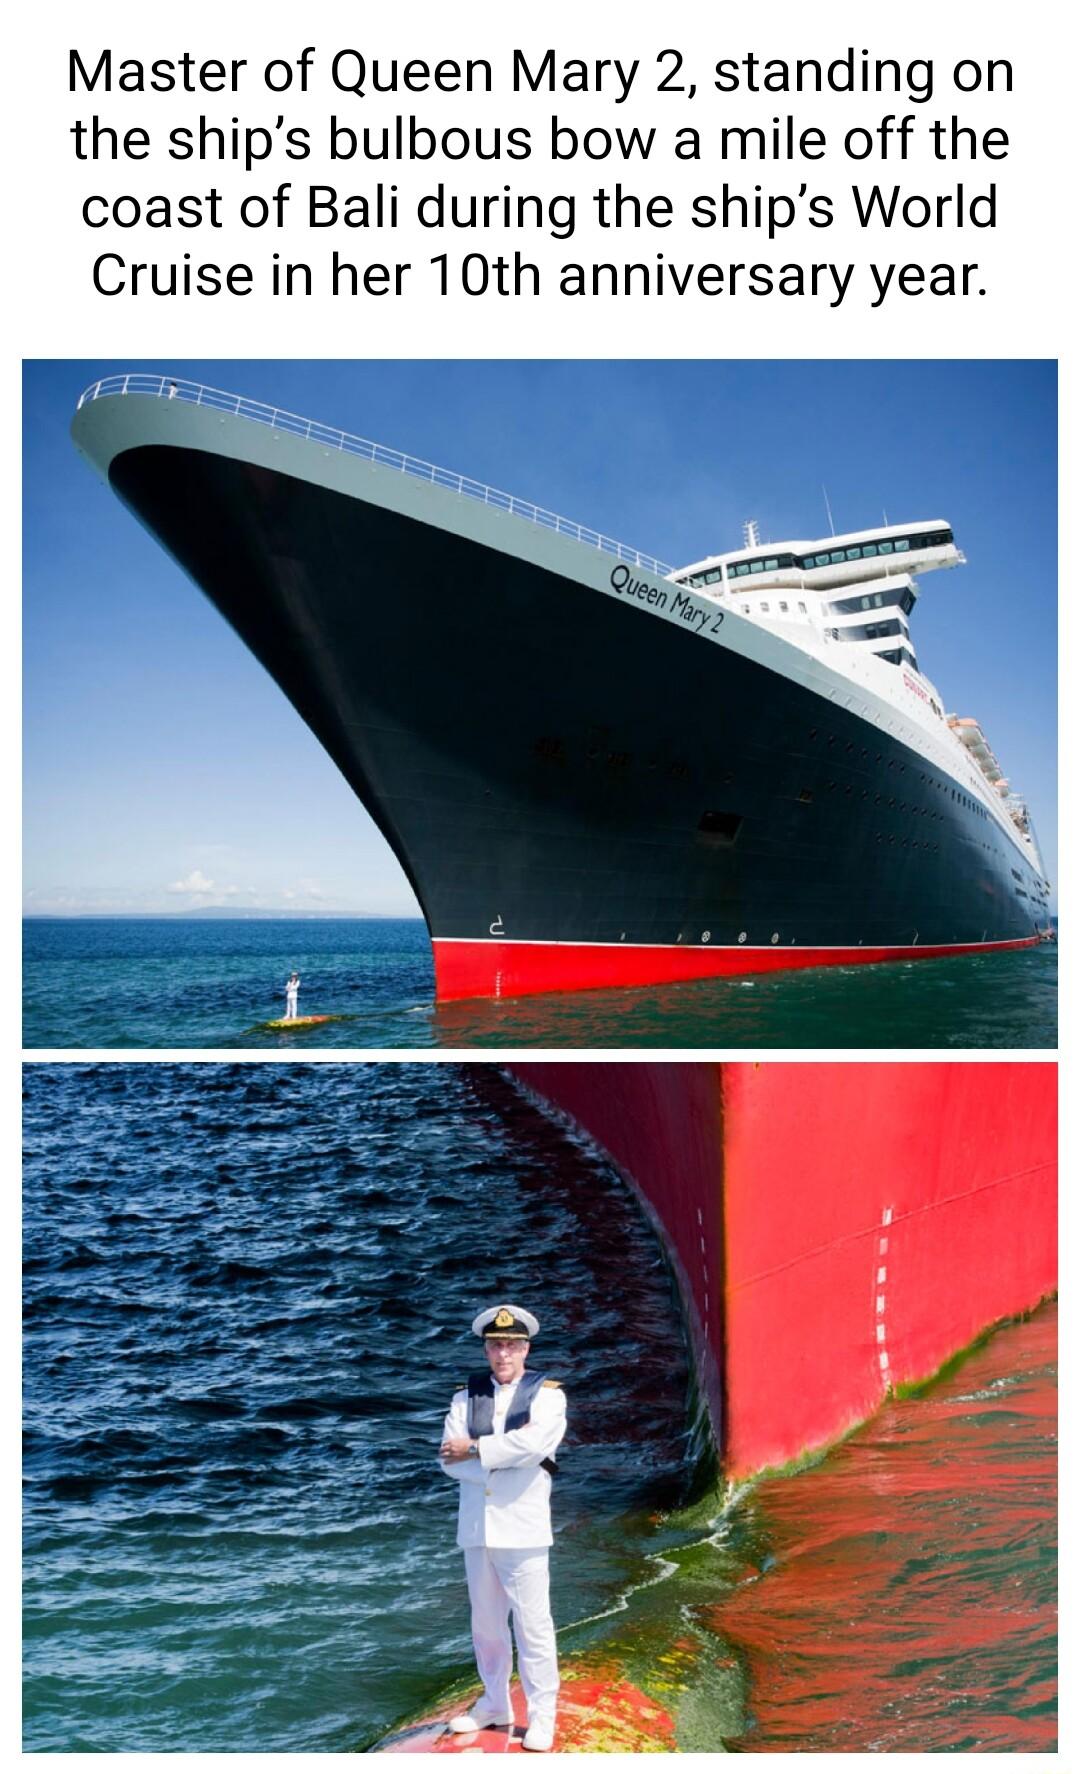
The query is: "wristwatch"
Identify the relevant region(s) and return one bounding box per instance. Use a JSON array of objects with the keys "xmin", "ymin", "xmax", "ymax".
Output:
[{"xmin": 468, "ymin": 1439, "xmax": 479, "ymax": 1456}]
